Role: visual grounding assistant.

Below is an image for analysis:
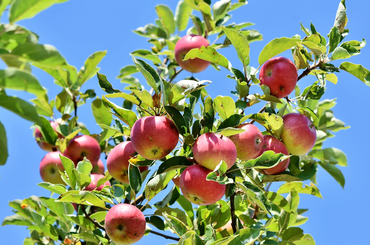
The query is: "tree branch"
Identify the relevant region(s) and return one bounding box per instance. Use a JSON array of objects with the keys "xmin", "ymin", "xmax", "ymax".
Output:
[
  {"xmin": 169, "ymin": 68, "xmax": 183, "ymax": 83},
  {"xmin": 230, "ymin": 193, "xmax": 237, "ymax": 234},
  {"xmin": 130, "ymin": 194, "xmax": 145, "ymax": 206},
  {"xmin": 81, "ymin": 205, "xmax": 106, "ymax": 232},
  {"xmin": 297, "ymin": 62, "xmax": 322, "ymax": 82},
  {"xmin": 149, "ymin": 230, "xmax": 180, "ymax": 241}
]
